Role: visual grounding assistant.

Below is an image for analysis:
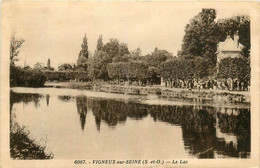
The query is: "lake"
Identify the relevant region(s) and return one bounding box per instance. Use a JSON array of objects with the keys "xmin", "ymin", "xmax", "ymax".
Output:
[{"xmin": 10, "ymin": 87, "xmax": 250, "ymax": 159}]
